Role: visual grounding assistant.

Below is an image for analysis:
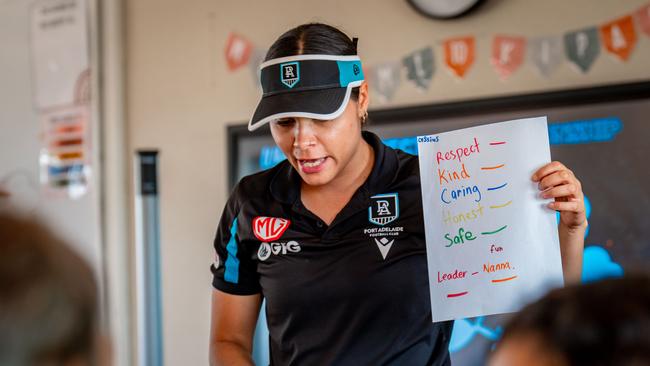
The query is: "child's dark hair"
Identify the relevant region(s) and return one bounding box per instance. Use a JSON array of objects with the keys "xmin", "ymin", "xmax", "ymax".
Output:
[
  {"xmin": 265, "ymin": 23, "xmax": 360, "ymax": 101},
  {"xmin": 497, "ymin": 275, "xmax": 650, "ymax": 366},
  {"xmin": 0, "ymin": 213, "xmax": 99, "ymax": 365}
]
